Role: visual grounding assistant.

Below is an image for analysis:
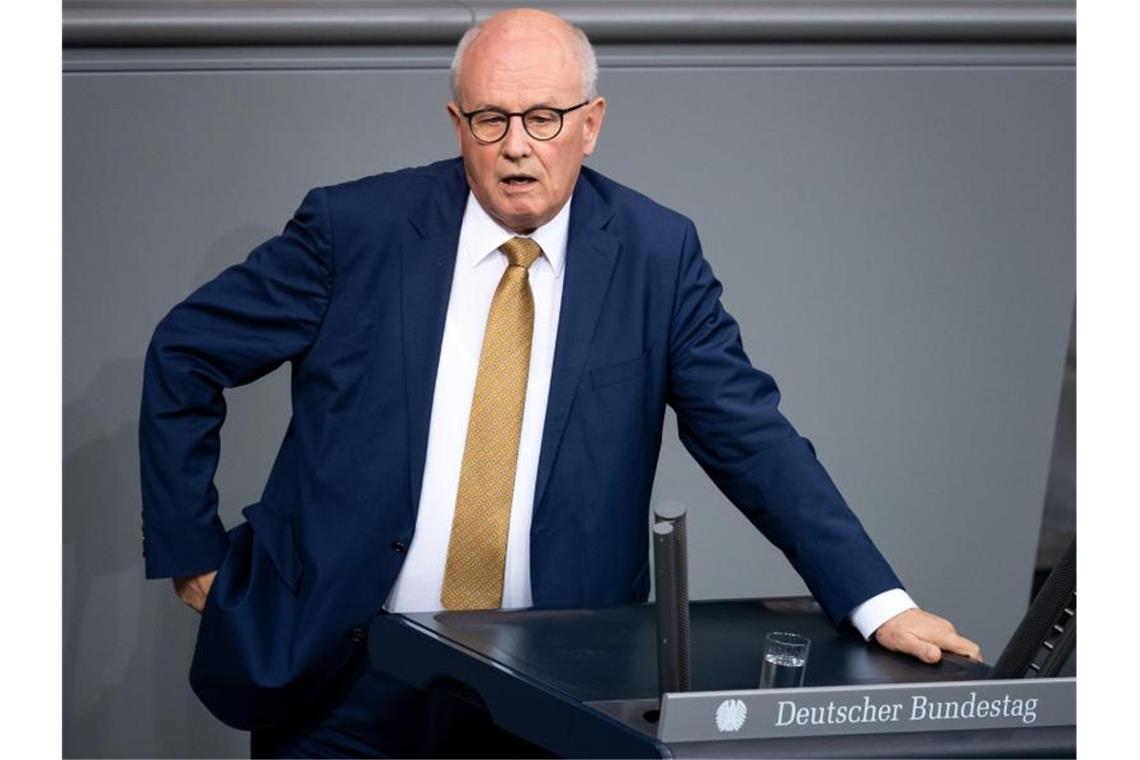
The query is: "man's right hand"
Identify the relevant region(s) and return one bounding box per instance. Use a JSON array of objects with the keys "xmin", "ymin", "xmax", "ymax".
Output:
[{"xmin": 173, "ymin": 570, "xmax": 218, "ymax": 613}]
